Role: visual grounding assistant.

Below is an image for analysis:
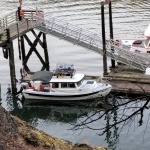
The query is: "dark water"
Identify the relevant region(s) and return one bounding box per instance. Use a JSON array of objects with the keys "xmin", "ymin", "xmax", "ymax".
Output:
[{"xmin": 1, "ymin": 0, "xmax": 150, "ymax": 149}]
